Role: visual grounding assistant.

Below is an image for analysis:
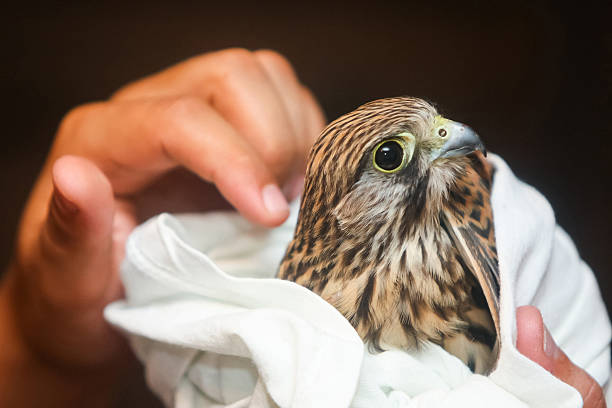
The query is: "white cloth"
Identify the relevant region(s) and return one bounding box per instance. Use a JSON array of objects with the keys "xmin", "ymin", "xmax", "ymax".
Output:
[{"xmin": 105, "ymin": 155, "xmax": 611, "ymax": 407}]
